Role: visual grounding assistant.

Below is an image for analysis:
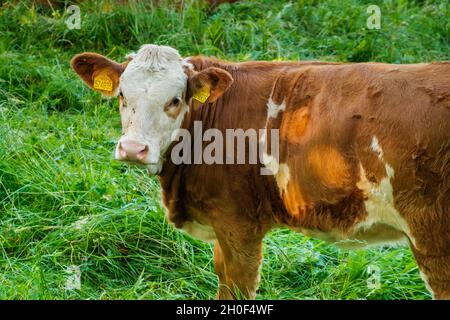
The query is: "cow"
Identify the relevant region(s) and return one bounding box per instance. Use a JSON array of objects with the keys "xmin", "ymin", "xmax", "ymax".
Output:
[{"xmin": 71, "ymin": 44, "xmax": 450, "ymax": 299}]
